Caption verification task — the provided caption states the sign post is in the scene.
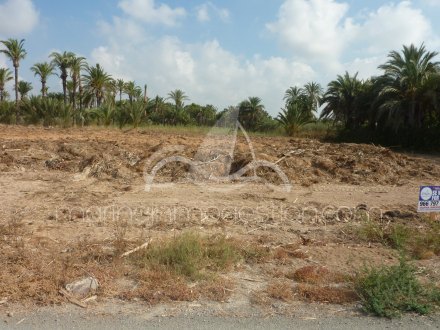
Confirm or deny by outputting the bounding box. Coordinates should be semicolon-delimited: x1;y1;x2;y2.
418;186;440;213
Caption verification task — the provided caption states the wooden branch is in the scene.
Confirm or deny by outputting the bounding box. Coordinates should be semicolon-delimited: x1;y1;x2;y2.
120;239;151;258
59;289;87;308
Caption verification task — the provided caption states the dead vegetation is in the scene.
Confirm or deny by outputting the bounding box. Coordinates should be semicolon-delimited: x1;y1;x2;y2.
0;126;439;316
0;126;439;186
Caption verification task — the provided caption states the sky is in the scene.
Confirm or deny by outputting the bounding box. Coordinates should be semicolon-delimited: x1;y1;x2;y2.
0;0;440;115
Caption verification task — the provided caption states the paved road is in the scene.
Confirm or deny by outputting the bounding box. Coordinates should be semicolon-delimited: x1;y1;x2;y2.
1;310;439;330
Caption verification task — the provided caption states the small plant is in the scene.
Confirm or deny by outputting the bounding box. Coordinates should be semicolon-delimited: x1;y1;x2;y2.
295;284;357;304
387;224;410;250
266;281;294;301
355;259;439;317
289;265;348;284
357;219;386;244
130;232;241;280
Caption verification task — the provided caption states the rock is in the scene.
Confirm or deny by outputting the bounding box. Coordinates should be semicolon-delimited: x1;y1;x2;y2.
65;277;99;297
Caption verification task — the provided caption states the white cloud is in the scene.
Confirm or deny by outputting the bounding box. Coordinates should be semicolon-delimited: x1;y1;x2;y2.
358;2;432;54
196;4;210;22
422;0;440;6
118;0;186;26
266;0;356;71
195;2;230;23
268;0;438;78
91;18;315;114
0;0;39;36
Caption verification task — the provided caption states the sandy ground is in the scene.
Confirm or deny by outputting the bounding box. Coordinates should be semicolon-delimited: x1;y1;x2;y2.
0;125;439;326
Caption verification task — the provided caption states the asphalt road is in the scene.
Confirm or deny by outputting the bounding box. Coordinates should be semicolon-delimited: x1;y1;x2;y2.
1;310;439;330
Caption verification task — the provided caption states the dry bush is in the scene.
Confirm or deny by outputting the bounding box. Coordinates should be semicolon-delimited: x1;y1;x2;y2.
287;265;348;284
198;277;234;302
265;281;294;301
124;269;197;304
295;284;358;304
0;227;122;305
236;242;270;264
250;290;272;306
273;247;290;265
273;245;308;262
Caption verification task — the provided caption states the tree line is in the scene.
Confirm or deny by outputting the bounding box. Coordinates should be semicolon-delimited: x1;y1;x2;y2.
1;38;439;148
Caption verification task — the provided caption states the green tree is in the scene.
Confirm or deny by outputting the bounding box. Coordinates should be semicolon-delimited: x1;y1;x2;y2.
283;86;303;106
31;62;54;97
0;38;26;121
69;55;87;112
50;51;75;105
116;79;125;102
0;68;13;102
167;89;189;111
238;96;265;131
83;63;113;107
17;81;32;100
124;81;142;104
377;43;440;130
321;71;363;129
277;102;313;136
303;82;323;114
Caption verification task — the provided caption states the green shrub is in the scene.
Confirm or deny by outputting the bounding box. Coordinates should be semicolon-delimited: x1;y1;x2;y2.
355;259;439;317
130;232;241;280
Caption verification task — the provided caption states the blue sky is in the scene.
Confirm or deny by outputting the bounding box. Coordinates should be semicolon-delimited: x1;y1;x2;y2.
1;0;440;115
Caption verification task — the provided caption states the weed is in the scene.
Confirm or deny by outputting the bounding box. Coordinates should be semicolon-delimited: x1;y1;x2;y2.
355;259;439;317
387;224;410;250
295;284;358;304
357;220;386;244
198;277;234;302
239;243;270;264
409;219;440;259
288;265;348;284
130;232;241;280
127;269;197;304
266;281;294;301
351;218;440;260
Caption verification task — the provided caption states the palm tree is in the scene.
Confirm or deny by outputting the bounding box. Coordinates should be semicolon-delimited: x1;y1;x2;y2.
167;89;189;111
50;51;75;105
69;55;87;111
238;96;265;130
377;43;440;129
0;68;13;102
116;79;125;102
277;102;313;136
320;72;363;128
124;81;142;104
31;62;54;97
82;63;112;107
283;86;303;106
0;38;26;121
303;82;323;113
17;81;32;100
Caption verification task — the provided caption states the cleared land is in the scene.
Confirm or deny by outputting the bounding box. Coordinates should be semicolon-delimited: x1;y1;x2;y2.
0;125;439;320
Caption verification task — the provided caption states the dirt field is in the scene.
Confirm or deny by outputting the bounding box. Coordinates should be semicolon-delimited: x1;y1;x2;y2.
0;125;439;319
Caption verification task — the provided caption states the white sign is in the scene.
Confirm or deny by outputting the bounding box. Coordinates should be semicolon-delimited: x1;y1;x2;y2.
418;186;440;213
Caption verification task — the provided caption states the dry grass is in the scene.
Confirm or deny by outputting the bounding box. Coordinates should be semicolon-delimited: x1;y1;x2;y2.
349;217;440;260
198;277;234;302
287;266;348;284
295;284;358;304
122;269;197;304
265;280;294;302
272;246;308;264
